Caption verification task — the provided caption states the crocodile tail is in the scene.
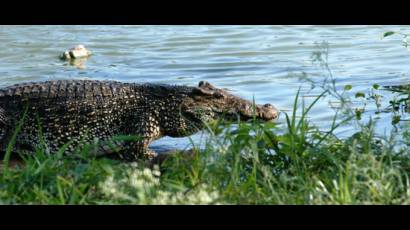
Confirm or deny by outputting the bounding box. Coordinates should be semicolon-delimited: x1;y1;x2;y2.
0;107;7;141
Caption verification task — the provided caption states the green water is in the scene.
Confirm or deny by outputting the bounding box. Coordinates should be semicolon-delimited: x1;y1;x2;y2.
1;25;409;150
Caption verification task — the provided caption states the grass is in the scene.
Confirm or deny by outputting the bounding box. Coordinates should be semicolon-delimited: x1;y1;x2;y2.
1;82;410;205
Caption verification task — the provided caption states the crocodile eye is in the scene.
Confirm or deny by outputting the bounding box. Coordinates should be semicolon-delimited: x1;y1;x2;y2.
198;81;210;87
198;81;216;89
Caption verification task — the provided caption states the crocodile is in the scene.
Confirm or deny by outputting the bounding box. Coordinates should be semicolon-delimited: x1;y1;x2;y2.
0;80;279;162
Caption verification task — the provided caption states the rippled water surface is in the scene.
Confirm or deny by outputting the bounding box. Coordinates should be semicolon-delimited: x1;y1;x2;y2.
1;25;410;150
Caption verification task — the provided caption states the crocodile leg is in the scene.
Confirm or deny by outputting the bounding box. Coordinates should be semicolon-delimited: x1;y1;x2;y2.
119;115;161;161
118;137;159;162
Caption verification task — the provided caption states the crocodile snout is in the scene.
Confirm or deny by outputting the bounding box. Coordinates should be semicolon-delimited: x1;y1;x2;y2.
237;101;279;121
258;103;279;121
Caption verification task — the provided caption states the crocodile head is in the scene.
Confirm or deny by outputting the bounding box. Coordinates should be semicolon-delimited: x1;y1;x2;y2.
181;81;279;125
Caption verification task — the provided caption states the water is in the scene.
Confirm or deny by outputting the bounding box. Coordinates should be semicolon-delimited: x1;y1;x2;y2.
1;25;410;151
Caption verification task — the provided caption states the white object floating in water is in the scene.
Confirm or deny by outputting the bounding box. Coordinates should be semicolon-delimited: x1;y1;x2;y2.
60;45;92;60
